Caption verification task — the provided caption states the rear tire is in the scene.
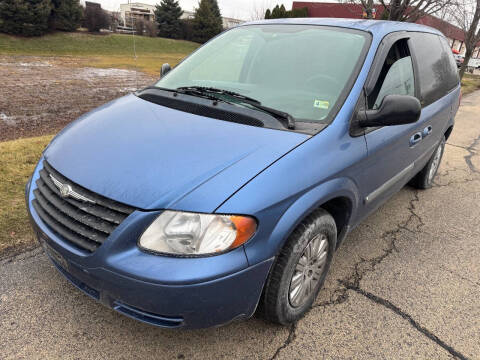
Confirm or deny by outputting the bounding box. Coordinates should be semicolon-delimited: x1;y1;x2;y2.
260;209;336;325
410;136;445;189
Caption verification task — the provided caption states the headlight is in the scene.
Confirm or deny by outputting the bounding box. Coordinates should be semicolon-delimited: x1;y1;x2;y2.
138;211;257;256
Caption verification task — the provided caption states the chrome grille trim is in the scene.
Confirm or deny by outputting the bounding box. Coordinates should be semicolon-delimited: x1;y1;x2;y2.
32;161;135;253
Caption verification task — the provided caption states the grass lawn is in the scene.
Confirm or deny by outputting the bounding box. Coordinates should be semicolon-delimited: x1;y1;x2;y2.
461;73;480;96
0;136;53;258
0;32;199;75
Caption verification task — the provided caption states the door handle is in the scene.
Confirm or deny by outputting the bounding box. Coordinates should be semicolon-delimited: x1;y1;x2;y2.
423;125;432;137
410;132;422;146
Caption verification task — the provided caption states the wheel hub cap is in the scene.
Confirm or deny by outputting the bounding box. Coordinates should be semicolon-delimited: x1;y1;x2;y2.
428;144;443;182
289;234;328;308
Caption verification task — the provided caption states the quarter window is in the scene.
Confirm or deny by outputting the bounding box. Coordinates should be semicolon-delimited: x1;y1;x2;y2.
409;32;459;106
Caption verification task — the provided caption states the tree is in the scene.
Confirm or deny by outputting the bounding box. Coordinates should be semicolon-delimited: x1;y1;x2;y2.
192;0;223;43
289;7;308;17
180;18;195;41
145;20;158;37
347;0;454;22
249;0;270;20
271;5;282;18
82;4;110;32
266;4;308;18
207;0;221;20
450;0;480;79
50;0;83;31
0;0;52;36
155;0;183;39
135;17;146;35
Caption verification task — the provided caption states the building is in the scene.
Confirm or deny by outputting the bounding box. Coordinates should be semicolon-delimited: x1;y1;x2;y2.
180;10;243;29
119;2;155;28
292;1;480;58
85;1;101;10
222;17;243;29
181;10;195;20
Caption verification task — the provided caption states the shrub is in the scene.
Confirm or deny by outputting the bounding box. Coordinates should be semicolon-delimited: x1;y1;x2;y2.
144;21;157;37
82;4;110;32
0;0;52;36
134;18;145;35
180;18;194;41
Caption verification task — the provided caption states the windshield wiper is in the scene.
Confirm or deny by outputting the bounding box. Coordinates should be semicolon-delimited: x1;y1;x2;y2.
178;86;260;104
176;86;296;129
157;86;220;101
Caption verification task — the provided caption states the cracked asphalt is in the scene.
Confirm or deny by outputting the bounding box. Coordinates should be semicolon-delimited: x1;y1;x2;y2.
1;91;480;359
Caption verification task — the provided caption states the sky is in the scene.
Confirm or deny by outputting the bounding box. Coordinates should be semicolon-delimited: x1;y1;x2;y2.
93;0;296;20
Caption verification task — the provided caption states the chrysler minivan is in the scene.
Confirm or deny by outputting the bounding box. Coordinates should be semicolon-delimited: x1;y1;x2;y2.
26;18;460;328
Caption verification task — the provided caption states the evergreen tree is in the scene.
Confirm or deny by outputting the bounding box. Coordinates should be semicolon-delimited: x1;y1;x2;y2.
289;7;308;18
155;0;183;39
192;0;222;43
50;0;83;31
0;0;52;36
206;0;221;20
271;5;281;18
268;4;290;19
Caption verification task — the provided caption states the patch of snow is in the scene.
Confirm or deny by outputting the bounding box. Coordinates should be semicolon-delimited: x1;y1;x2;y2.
77;68;138;80
119;87;138;92
0;61;51;67
0;113;16;126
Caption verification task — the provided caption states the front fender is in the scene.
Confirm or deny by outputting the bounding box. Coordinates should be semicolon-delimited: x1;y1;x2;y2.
266;176;359;253
219;177;360;267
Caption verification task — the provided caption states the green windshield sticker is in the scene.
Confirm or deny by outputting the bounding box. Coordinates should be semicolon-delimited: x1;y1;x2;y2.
314;100;329;109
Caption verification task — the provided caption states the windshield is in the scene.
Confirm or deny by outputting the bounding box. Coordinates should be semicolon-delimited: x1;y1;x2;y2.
156;25;370;123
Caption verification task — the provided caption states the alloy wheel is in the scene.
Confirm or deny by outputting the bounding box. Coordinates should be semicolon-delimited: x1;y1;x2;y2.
428;144;443;182
288;234;329;308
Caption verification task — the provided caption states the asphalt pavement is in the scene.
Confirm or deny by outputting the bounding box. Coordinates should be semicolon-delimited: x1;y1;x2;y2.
1;91;479;360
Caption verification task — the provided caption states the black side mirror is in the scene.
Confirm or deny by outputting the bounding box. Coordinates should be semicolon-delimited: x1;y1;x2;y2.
358;94;421;127
160;63;171;78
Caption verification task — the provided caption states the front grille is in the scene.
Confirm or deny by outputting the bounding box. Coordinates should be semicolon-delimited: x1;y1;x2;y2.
32;161;135;253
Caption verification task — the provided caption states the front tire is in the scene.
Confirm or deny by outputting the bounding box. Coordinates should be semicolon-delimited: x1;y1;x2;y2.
410;136;446;189
260;209;336;325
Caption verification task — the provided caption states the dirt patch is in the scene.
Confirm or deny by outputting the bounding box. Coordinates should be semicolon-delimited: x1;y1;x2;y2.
0;55;156;141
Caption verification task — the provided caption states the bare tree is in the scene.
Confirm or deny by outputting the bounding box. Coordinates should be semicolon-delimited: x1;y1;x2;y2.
135;18;146;35
360;0;375;18
450;0;480;78
339;0;375;18
344;0;454;22
250;0;272;20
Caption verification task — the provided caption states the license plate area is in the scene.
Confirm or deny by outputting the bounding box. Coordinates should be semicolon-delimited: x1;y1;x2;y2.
39;233;69;270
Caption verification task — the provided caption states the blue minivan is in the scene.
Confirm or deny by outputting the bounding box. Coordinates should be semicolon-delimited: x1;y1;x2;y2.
26;18;460;329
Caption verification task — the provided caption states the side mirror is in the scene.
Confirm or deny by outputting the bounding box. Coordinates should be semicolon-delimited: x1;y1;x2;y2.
358;94;421;127
160;63;171;78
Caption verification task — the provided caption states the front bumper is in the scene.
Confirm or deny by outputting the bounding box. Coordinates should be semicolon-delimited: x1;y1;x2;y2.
26;161;273;329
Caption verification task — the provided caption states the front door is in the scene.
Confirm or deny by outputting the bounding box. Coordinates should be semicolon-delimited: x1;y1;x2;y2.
358;36;429;216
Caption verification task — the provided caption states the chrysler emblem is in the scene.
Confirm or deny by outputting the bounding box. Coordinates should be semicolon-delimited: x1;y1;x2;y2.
59;183;72;198
49;174;96;204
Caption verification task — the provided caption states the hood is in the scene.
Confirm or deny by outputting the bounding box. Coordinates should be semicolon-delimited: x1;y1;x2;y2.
44;94;308;211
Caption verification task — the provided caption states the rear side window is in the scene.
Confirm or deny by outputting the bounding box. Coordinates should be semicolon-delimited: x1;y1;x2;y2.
409;32;459;106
